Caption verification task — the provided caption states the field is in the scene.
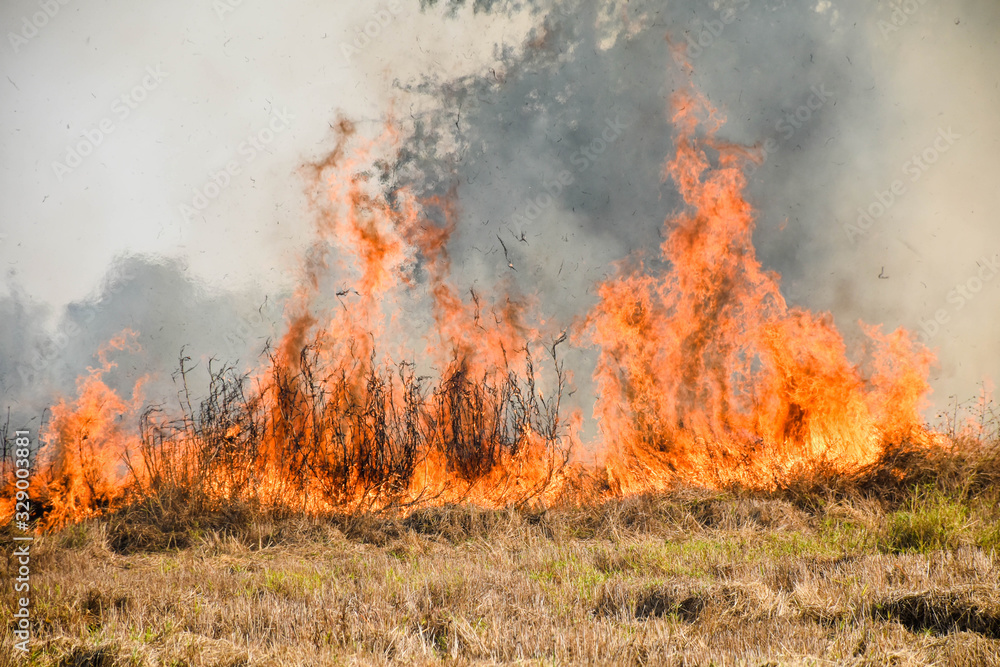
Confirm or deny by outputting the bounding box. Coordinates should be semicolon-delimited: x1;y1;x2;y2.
2;440;999;666
3;0;997;664
4;52;986;665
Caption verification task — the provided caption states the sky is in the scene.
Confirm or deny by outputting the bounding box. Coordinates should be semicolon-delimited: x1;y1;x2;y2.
1;0;999;429
1;0;529;306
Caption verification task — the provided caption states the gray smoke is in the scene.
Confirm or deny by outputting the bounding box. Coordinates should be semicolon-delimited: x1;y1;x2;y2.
2;0;998;436
0;256;283;432
381;0;1000;424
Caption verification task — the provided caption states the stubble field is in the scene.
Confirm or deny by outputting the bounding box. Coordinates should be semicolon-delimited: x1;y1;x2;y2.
3;440;1000;666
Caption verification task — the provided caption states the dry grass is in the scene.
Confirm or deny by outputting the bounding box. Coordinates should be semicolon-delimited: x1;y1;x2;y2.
1;465;999;666
2;423;999;665
120;343;570;520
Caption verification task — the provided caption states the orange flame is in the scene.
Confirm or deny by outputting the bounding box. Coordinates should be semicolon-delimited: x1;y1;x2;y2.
32;331;145;528
7;84;941;527
585;90;935;492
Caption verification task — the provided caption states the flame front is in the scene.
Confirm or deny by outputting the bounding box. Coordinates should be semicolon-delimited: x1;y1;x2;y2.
587;90;935;493
27;332;146;527
8;86;939;527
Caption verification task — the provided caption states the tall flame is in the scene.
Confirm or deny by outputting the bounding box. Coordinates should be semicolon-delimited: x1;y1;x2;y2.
586;90;935;493
32;331;145;528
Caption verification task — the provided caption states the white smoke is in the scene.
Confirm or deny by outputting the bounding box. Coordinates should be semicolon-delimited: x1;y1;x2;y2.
2;0;998;433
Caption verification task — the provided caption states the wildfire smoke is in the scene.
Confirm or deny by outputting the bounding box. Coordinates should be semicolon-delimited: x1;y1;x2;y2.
4;67;940;529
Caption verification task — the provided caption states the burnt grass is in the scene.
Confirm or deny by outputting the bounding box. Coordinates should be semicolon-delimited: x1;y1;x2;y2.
0;439;998;665
874;591;1000;639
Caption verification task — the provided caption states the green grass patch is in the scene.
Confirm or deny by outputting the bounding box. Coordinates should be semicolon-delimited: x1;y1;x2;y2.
881;488;970;554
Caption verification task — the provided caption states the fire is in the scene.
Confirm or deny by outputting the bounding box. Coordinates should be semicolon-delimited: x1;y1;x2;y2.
107;121;576;518
5;83;938;527
586;89;935;493
31;331;145;529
